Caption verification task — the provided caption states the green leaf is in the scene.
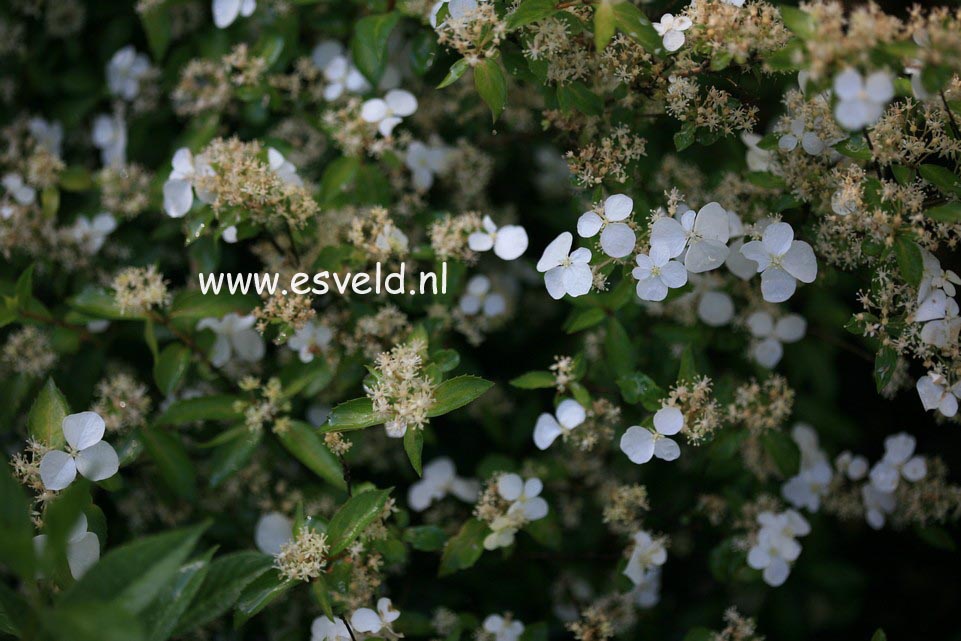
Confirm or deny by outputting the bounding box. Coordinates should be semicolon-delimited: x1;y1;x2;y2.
873;346;898;394
174;552;274;634
604;318;635;379
351;12;402;85
616;373;665;411
404;427;424;475
143;552;213;641
327;488;392;555
893;235;924;288
779;6;815;39
27;377;70;448
0;464;35;580
915;525;956;551
325;397;385;432
439;518;487;576
509;370;555;389
556;82;603;116
208;430;261;488
760;431;800;476
169;291;257;321
593;0;616;51
564;307;607;333
275;421;346;489
311;575;335;620
155;395;243;426
438;58;470;89
834;136;873;161
154;344;191;396
678;344;698;383
404;525;448;551
474;58;508;122
612;2;660;52
140;428;198;502
871;630;887;641
60;523;209;615
427;375;494;417
506;0;557;29
924;202;961;223
408;30;438;75
0;582;29;636
674;122;696;152
140;3;171;61
319;156;361;204
68;287;131;320
919;164;961;196
234;571;295;627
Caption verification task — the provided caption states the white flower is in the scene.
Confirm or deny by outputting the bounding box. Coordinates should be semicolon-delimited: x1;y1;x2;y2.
91;113;127;167
163;148;216;218
577;194;637;258
267;147;303;186
836;451;869;481
197;313;266;367
778;118;825;155
623;530;667;585
916;372;959;418
351;598;400;635
320;55;371;100
741;132;773;172
620;406;683;465
254;512;293;556
533;398;586;450
213;0;256;28
468;215;528;261
70;213;117;255
483;515;518;550
653;13;692;52
222;226;238;243
106;46;150;101
39;412;119;491
459;275;507;318
311;616;351;641
632;245;688;302
833;68;894;130
782;460;832;512
499;474;548;521
483;614;524;641
650;202;731;273
697;291;735;326
914;289;961;348
791;423;828;469
861;483;896;529
536;232;592;300
631;566;661;608
28;117;64;157
918;249;961;303
869;433;926;493
747;510;809;587
33;514;100;579
408;457;479;511
361;89;418;137
2;173;36;206
405;140;451;191
739;222;817;302
745;310;806;368
287;322;333;364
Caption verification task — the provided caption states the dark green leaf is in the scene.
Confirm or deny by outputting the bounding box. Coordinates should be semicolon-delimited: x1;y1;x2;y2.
474;58;508;122
404;525;448;551
276;421;346;489
593;0;616;51
234;570;295;627
0;464;35;580
143;552;213;641
925;202;961;223
427;375;494;417
893;235;924;288
325;397;385;432
404;427;424;475
506;0;557;30
327;488;392;555
438;58;470;88
175;552;274;634
27;377;70;448
760;431;800;476
140;428;198;502
612;2;660;52
439;519;487;576
873;346;898;393
509;370;555;389
919;164;961;196
154;344;191;396
351;13;402;85
155;395;243;426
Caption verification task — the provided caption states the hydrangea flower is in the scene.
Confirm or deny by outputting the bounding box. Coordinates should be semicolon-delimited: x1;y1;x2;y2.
620;406;683;465
533;398;586;450
632;245;688;302
33;513;100;579
70;213;117;255
39;411;119;491
254;511;293;556
213;0;256;28
501;474;548;521
468;215;528;261
747;510;809;587
197;313;266;367
915;289;960;348
2;173;37;206
459;275;507;318
650;202;731;273
745;310;806;368
106;46;150;101
406;140;451;191
351;598;400;635
652;13;692;52
536;232;592;300
916;372;959;417
623;530;667;585
91;113;127;167
361;90;418;137
577;194;637;258
697;291;735;326
833;68;894;130
918;249;961;302
739;222;817;302
869;433;926;493
407;457;479;511
163;148;216;218
287;321;333;363
483;614;524;641
311;616;351;641
778;118;825;155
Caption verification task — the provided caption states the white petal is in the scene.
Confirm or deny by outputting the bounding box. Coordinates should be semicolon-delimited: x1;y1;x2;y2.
883;433;916;465
537;232;573;272
577;212;603;238
746;311;774;337
654;437;680;461
231;329;265;362
775;315;806;342
762;222;794;256
63;411;105;450
739;240;769;272
240;0;255;16
620;427;655;464
533;414;563;450
902;456;927;482
378;117;402;137
468;231;494;252
459;294;482;315
865;71;894;103
498;473;523;501
752;337;783;368
781;241;817;283
213;0;242;28
779;134;798;151
351;608;382;634
39;450;77;491
833;68;864;101
522;496;549;521
659;260;688;288
556;398;586;429
163;179;193;218
662;29;685;52
493;225;528;260
408;479;440;511
523;477;543;498
694;202;730;243
653;406;683;435
543;267;566;300
66;532;100;579
75;441;119;482
747;545;770;569
600;223;636;258
255;512;294;555
801;132;824;155
870;462;899;493
570;247;592;264
171;148;194;176
698;291;734;326
563;264;593;297
385;90;418;116
835;99;870;130
604;194;634;221
684;239;729;273
483;293;507;317
360;99;388;123
673;16;692;30
763;557;790;587
760;268;797;303
636;277;668;302
650;218;687;258
916;375;945;411
727;240;760;280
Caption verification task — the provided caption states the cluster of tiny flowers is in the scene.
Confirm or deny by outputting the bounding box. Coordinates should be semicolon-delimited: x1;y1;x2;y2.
366;339;435;438
111;265;170;315
275;527;329;582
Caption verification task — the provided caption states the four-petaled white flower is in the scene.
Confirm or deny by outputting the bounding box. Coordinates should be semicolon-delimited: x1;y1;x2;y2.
623;530;667;586
34;513;100;579
536;232;592;300
483;614;524;641
92;113;127;167
915;289;961;348
351;598;401;635
361;89;418;137
745;310;806;368
254;511;293;556
533;398;586;450
406;140;452;191
620;406;683;465
287;321;333;364
739;222;817;302
459;275;507;318
653;13;692;52
408;457;479;511
577;194;637;259
650;202;731;273
468;215;528;261
2;173;36;206
320;55;370;100
213;0;256;28
632;245;688;302
869;433;926;494
70;213;117;255
163;148;216;218
311;616;351;641
778;118;825;155
833;68;894;131
39;411;119;491
197;313;266;367
782;460;832;512
747;509;809;587
106;46;150;101
501;474;549;521
916;372;959;418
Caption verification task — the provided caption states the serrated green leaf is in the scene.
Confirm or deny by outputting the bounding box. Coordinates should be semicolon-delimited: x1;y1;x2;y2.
276;421;346;489
327;488;392;555
427;375;493;417
174;551;274;635
509;370;555;389
325;397;385;432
